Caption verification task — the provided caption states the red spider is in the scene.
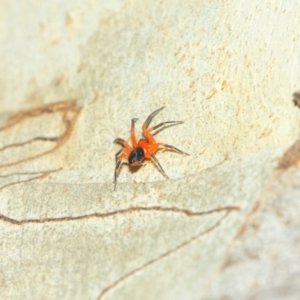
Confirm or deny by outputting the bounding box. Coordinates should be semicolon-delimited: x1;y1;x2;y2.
114;106;189;189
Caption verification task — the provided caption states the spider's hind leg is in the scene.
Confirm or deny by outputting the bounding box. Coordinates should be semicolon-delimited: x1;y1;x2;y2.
148;121;184;134
157;143;189;155
143;106;165;129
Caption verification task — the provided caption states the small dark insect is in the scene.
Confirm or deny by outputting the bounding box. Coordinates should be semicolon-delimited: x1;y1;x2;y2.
293;90;300;107
114;107;189;190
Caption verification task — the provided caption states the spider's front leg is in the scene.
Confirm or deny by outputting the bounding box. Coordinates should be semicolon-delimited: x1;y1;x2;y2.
114;138;132;190
131;118;139;148
114;152;126;190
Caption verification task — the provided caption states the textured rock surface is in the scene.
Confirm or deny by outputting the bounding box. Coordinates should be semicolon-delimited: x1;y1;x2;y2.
0;1;299;299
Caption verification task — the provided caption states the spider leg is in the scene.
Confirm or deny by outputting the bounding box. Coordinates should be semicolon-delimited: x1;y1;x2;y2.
114;153;129;190
157;143;190;155
114;159;124;190
131;118;139;148
150;153;169;179
114;138;132;149
114;146;131;190
143;106;165;129
115;149;123;163
142;107;165;144
148;121;184;133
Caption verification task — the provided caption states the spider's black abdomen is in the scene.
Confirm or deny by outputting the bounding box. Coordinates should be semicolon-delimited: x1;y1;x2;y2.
128;147;145;166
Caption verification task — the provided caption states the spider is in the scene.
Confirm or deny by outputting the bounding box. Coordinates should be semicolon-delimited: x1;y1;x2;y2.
114;106;189;190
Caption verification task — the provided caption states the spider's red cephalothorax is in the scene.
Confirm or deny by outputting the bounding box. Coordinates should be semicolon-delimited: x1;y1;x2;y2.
114;106;189;190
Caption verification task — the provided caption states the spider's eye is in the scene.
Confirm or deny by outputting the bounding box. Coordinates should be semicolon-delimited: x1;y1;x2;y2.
128;147;145;166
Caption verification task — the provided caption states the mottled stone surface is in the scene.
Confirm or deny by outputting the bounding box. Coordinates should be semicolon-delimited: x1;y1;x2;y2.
0;1;299;299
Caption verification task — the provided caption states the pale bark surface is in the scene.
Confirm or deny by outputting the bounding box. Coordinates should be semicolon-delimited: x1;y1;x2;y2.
0;1;299;299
